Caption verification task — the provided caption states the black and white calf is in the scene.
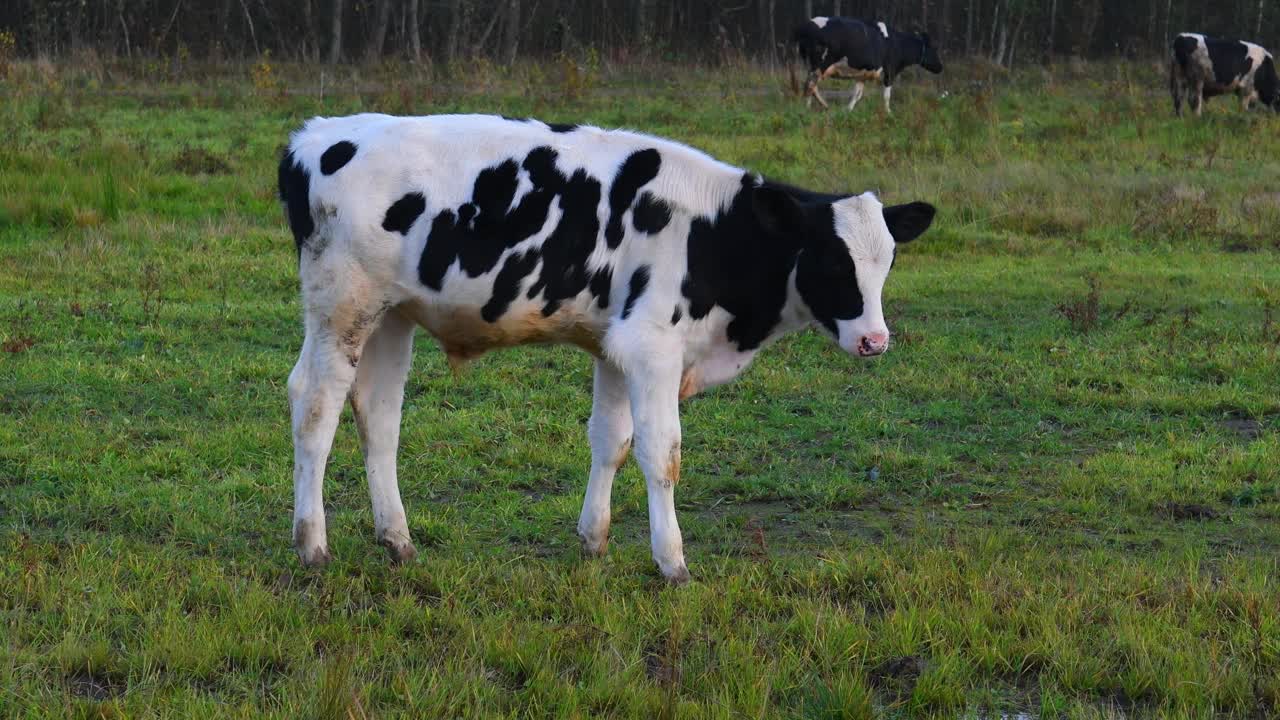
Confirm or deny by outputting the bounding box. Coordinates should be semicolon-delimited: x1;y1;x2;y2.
793;16;943;112
1171;33;1280;116
278;114;935;584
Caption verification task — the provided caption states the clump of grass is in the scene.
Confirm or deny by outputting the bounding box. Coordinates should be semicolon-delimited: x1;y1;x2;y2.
1057;275;1102;333
139;263;165;325
100;168;120;221
1132;184;1219;243
557;47;600;101
0;30;15;79
32;91;72;130
172;146;232;175
315;651;368;720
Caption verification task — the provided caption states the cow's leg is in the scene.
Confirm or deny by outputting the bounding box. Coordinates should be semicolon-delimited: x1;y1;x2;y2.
288;289;388;568
1170;63;1184;116
846;81;865;111
350;307;417;564
882;84;893;113
577;358;632;557
806;71;830;109
623;352;688;585
1192;83;1204;116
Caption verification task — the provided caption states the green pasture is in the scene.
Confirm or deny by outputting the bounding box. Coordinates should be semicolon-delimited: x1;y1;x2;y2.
1;59;1278;718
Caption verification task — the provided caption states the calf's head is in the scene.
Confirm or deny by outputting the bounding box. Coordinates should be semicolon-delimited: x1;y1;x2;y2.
756;189;934;357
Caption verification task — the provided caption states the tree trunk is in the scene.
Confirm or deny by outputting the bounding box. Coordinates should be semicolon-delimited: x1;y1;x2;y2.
636;0;652;45
767;0;777;59
941;0;951;48
965;0;974;54
369;0;393;60
804;0;813;21
756;0;776;60
990;0;1001;59
502;0;521;64
1257;0;1265;38
408;0;421;61
445;0;462;64
1048;0;1057;58
833;1;843;17
328;0;344;63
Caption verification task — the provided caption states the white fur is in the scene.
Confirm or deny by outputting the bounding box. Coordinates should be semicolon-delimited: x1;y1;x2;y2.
284;114;899;582
877;22;889;38
832;193;895;352
811;16;828;29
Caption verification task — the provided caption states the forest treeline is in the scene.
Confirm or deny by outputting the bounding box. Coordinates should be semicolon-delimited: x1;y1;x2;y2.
1;1;1275;66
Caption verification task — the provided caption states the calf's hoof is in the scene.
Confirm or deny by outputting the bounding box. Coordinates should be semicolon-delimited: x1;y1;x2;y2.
578;529;609;558
294;518;331;568
661;563;692;587
380;536;418;565
296;544;332;568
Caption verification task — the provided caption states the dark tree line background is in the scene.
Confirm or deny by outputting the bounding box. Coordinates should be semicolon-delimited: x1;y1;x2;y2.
1;1;1275;66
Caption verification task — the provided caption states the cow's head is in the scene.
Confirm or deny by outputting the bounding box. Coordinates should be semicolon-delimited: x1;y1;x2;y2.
757;189;934;357
918;32;944;74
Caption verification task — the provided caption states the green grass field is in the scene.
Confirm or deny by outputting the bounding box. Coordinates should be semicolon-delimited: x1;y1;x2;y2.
1;58;1279;718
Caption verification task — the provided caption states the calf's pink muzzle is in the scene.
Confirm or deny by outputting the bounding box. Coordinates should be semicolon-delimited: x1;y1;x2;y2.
856;331;889;357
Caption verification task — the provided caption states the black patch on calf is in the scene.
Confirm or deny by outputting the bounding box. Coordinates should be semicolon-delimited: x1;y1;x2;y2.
547;122;579;133
501;115;528;123
682;176;807;350
589;266;613;309
417;144;604;320
277;149;314;254
525;168;603;316
632;192;672;235
320;141;357;175
671;307;682;325
795;205;863;336
605;149;662;248
417;150;558;292
382;192;426;235
621;266;651;320
482;250;541;322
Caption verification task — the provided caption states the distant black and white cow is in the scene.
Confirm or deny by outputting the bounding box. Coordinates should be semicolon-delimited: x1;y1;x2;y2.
278;114;935;584
793;16;943;112
1171;33;1280;116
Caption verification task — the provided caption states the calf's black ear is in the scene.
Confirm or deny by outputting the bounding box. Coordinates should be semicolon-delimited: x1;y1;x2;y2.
752;186;805;236
883;201;936;244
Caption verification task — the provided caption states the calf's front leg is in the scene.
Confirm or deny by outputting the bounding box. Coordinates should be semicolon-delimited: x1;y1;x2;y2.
577;359;632;557
624;356;689;585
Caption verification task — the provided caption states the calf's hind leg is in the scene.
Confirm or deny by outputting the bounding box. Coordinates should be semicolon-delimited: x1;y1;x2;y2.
288;292;389;567
350;308;418;564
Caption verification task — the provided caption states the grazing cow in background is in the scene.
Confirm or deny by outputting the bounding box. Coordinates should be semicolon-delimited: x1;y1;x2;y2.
278;113;936;584
793;16;943;112
1171;33;1280;116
